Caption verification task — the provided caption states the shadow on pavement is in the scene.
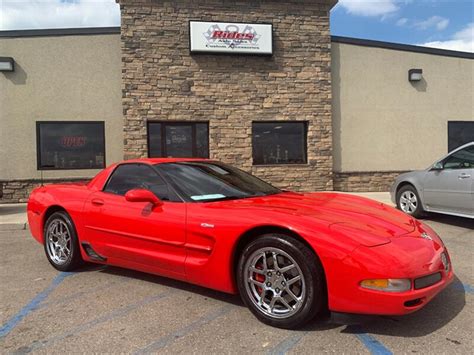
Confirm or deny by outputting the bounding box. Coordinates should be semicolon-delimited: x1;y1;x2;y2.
97;265;245;307
423;213;474;229
76;264;466;336
338;275;466;337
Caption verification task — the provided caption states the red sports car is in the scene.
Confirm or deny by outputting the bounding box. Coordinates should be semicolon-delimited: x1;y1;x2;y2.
27;159;453;329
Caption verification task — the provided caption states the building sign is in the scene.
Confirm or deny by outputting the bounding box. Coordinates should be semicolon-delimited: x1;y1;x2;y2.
189;21;273;55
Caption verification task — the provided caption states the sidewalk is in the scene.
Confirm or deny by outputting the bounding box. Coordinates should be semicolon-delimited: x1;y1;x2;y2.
0;203;27;231
0;192;393;231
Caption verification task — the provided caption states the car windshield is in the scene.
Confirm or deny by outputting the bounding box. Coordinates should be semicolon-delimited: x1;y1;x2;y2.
155;161;281;202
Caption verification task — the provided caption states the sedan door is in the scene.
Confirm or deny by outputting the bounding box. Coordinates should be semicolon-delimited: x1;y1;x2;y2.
423;145;474;216
83;163;187;277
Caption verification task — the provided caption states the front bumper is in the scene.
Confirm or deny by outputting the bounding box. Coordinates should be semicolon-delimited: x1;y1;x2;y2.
326;226;454;315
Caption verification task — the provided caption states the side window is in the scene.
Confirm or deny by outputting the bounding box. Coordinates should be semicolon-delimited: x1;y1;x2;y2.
443;146;474;170
104;164;171;200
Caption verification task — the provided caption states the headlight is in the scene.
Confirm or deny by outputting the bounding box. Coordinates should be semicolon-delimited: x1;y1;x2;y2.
360;278;411;292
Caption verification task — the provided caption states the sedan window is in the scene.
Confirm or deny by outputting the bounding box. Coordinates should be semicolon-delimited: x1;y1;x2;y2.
443;146;474;169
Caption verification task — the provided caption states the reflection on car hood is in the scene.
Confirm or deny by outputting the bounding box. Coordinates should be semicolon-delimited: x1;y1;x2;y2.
218;192;416;239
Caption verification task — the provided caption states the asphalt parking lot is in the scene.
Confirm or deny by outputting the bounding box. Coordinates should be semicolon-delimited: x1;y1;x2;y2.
1;213;473;354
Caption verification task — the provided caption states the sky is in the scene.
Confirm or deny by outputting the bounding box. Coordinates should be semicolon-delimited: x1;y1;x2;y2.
0;0;473;53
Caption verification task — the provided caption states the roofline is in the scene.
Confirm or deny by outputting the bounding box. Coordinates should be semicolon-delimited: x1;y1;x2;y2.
0;27;472;59
0;27;121;38
332;35;474;60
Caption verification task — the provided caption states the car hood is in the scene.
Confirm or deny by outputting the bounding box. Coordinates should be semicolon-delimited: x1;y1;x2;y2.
217;192;416;245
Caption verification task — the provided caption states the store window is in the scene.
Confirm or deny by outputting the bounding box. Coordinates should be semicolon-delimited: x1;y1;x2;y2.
148;122;209;158
252;122;307;165
448;121;474;152
37;121;105;170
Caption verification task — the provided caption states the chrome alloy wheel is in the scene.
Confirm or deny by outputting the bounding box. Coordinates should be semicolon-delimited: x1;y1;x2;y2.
46;219;72;265
400;190;418;214
244;247;306;319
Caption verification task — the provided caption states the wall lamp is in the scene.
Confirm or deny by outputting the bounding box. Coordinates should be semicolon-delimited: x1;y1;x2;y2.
408;68;423;82
0;57;15;72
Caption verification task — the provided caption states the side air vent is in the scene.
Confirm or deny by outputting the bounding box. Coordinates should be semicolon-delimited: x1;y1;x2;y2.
81;242;107;262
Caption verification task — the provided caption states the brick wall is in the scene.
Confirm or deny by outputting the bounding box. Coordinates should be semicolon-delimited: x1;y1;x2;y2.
0;178;90;203
333;171;407;192
119;0;334;191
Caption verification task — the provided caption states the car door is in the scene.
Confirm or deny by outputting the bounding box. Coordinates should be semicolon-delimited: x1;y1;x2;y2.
423;145;474;216
83;163;187;277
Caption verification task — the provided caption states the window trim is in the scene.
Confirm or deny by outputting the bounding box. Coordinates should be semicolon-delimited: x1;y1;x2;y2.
251;121;309;166
36;121;106;171
147;121;210;158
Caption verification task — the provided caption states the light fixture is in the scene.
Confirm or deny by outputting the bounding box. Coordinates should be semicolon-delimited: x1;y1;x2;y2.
408;68;422;82
0;57;14;72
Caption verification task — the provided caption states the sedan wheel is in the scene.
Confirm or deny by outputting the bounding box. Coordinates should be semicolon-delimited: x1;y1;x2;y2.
397;185;423;218
400;190;418;214
237;234;325;329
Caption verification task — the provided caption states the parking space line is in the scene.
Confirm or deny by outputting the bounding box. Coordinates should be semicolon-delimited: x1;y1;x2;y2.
459;283;474;294
134;304;234;354
346;325;392;355
21;290;172;353
0;271;75;338
39;278;130;310
267;331;308;355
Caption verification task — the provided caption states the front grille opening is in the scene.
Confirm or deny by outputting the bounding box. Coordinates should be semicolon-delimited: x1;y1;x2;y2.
414;272;442;290
404;298;423;307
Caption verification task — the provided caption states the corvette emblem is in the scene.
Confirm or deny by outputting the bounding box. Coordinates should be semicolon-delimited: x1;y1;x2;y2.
420;232;432;241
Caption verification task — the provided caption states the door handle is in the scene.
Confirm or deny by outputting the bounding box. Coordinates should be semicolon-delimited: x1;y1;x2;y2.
458;174;471;179
91;198;104;206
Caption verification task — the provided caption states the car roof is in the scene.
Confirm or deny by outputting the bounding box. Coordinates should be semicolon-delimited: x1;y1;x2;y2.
121;157;211;165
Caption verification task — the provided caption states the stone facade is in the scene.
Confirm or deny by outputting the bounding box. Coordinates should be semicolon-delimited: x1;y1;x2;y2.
119;0;334;192
0;178;90;203
333;171;407;192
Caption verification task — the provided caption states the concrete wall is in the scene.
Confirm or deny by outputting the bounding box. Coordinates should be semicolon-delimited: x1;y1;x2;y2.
332;42;474;174
0;34;123;181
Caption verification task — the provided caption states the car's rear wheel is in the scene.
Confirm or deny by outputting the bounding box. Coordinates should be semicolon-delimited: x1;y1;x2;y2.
237;234;325;329
397;185;424;218
44;211;83;271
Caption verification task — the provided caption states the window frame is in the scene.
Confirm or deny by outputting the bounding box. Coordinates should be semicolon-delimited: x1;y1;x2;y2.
251;121;309;166
447;121;474;153
36;121;106;171
146;121;210;158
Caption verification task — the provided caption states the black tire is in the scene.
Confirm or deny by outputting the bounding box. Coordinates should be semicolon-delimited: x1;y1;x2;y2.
237;233;325;329
396;184;424;218
43;211;83;271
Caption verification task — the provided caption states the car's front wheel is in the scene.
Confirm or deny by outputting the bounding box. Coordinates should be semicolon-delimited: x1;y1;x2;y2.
43;211;83;271
397;185;424;218
237;234;325;329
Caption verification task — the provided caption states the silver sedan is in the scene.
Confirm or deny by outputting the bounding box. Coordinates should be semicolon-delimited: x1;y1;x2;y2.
391;142;474;219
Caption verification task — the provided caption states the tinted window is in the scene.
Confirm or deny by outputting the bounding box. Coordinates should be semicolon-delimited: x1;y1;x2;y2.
148;122;209;158
252;122;307;165
104;164;172;200
443;146;474;169
37;122;105;170
448;121;474;152
156;161;280;202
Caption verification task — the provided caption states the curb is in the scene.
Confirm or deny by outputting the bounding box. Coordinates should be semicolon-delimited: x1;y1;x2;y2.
0;223;28;231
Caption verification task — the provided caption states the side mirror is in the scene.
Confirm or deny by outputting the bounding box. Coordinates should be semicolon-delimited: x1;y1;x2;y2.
431;162;444;171
125;189;163;206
